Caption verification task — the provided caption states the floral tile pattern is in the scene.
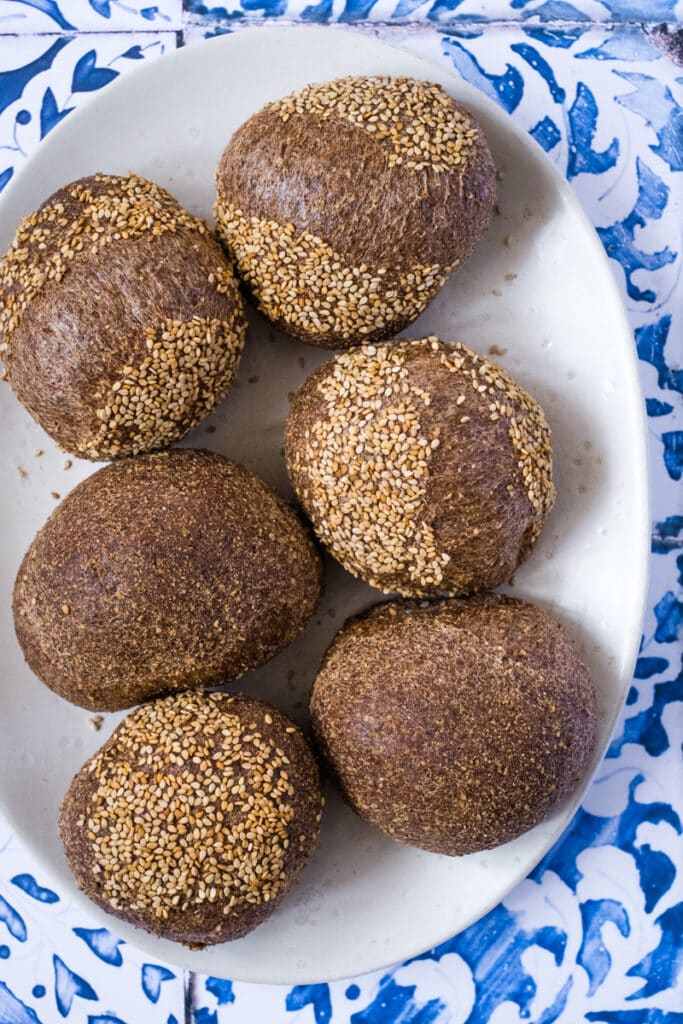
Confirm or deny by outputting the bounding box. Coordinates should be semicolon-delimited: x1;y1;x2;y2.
1;0;181;34
0;34;176;196
182;0;683;28
0;6;681;1024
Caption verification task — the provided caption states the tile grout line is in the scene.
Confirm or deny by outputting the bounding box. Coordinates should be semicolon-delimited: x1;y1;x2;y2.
0;28;181;37
0;16;679;39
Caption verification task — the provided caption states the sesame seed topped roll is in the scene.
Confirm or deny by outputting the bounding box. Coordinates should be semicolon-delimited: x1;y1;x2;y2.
59;692;324;946
0;172;246;460
285;337;554;597
215;76;496;349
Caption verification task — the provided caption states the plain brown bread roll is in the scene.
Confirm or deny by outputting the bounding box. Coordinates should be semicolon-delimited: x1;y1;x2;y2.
0;172;246;459
311;595;598;856
13;449;322;711
215;76;495;348
285;336;555;597
60;691;324;945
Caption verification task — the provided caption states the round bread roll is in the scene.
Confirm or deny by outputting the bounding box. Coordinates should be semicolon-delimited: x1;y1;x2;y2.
311;595;598;856
60;691;323;945
215;76;495;348
286;336;555;597
13;449;322;711
0;172;246;459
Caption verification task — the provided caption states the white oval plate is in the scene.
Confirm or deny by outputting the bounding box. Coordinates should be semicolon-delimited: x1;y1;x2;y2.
0;26;649;984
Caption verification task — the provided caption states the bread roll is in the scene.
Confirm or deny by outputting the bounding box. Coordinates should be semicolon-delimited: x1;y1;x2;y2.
311;595;598;855
286;336;554;596
216;76;495;348
60;692;323;945
0;172;246;459
14;449;322;710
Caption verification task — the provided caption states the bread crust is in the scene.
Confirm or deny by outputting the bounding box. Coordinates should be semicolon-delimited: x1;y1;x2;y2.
0;173;246;458
59;692;323;945
13;449;323;710
285;337;554;596
311;595;598;856
215;77;496;347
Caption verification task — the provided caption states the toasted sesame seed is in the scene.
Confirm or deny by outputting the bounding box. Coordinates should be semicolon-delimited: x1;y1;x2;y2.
82;307;244;460
290;336;554;593
291;339;446;594
77;692;321;924
214;199;454;346
0;174;245;457
270;76;479;174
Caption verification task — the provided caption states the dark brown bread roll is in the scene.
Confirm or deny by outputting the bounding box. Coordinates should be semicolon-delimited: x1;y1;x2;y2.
0;172;246;459
285;336;554;597
60;691;324;946
215;76;495;348
13;449;322;711
311;595;598;856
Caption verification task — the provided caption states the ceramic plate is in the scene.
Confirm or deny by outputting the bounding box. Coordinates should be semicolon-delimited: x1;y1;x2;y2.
0;26;649;984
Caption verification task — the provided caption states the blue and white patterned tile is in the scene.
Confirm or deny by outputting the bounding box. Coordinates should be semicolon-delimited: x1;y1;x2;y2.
0;13;681;1024
181;0;683;29
0;0;181;35
0;817;185;1023
0;33;175;197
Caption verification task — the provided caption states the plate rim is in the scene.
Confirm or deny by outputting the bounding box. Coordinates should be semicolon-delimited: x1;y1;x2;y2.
0;23;651;983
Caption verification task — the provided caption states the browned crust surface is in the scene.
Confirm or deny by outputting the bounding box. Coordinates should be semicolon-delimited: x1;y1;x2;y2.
13;449;323;711
59;692;323;945
217;101;494;269
215;77;495;347
285;337;554;597
0;173;246;458
310;595;598;856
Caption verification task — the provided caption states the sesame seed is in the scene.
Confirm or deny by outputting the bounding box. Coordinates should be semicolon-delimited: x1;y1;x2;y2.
77;692;322;924
82;306;244;461
214;198;454;347
270;76;479;174
0;174;245;458
290;339;446;594
289;336;554;594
